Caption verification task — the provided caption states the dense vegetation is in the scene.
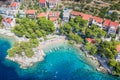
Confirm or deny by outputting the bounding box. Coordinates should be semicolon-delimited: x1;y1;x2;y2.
110;1;120;11
60;16;86;44
98;7;118;21
8;41;35;58
8;17;55;57
99;41;120;76
0;14;3;28
13;17;55;38
60;16;106;55
0;14;3;23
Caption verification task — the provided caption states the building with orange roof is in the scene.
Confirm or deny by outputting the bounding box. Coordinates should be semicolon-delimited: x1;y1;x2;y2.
110;21;119;28
39;0;46;7
70;10;81;18
48;11;59;18
116;44;120;62
10;2;20;10
37;12;47;18
116;44;120;52
26;10;37;18
103;19;111;30
86;38;96;44
48;0;57;8
49;17;58;22
92;16;103;28
81;13;93;21
48;11;60;24
2;18;16;29
108;21;119;35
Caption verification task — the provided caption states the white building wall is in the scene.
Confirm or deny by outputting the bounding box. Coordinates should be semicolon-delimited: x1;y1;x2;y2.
92;20;102;28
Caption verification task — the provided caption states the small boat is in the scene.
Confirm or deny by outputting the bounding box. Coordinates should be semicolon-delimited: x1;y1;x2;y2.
49;50;52;52
68;48;70;50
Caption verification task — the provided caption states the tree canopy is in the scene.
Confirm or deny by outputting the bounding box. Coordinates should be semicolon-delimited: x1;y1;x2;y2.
0;14;3;23
12;17;55;38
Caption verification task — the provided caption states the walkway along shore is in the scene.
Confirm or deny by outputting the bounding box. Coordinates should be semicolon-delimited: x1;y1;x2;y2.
80;44;111;74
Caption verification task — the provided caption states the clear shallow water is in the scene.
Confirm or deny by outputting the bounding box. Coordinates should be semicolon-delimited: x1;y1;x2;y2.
0;37;119;80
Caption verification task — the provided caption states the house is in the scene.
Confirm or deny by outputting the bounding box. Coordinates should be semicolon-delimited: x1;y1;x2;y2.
81;13;93;21
108;21;119;35
48;11;59;24
37;12;47;18
116;44;120;62
92;17;103;28
103;19;111;30
49;17;58;23
62;8;72;22
81;13;93;26
2;18;16;29
70;10;81;18
10;2;20;10
39;0;46;7
86;38;96;44
48;0;57;8
26;10;36;18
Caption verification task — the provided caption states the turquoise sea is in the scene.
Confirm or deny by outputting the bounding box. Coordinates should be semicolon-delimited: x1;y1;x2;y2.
0;36;120;80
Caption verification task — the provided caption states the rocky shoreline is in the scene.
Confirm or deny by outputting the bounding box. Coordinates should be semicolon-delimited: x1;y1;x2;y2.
0;29;67;69
6;48;46;69
77;44;109;73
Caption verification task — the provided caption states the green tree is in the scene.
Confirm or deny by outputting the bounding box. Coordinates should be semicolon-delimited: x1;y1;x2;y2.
109;59;117;67
69;33;83;43
36;30;42;37
37;17;55;34
0;14;3;23
30;38;39;47
85;43;97;55
12;25;24;37
74;16;82;23
60;23;72;35
7;49;15;57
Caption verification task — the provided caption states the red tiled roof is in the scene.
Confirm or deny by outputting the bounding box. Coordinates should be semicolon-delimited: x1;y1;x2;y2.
93;17;103;23
110;21;119;27
70;11;82;16
116;44;120;52
86;38;95;44
39;0;46;3
81;13;93;21
49;17;58;21
26;10;36;15
48;11;59;17
3;18;13;23
37;12;46;18
10;2;18;7
103;19;111;27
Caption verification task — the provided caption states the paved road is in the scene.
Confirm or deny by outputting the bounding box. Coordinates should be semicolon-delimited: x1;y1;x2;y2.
95;55;111;73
